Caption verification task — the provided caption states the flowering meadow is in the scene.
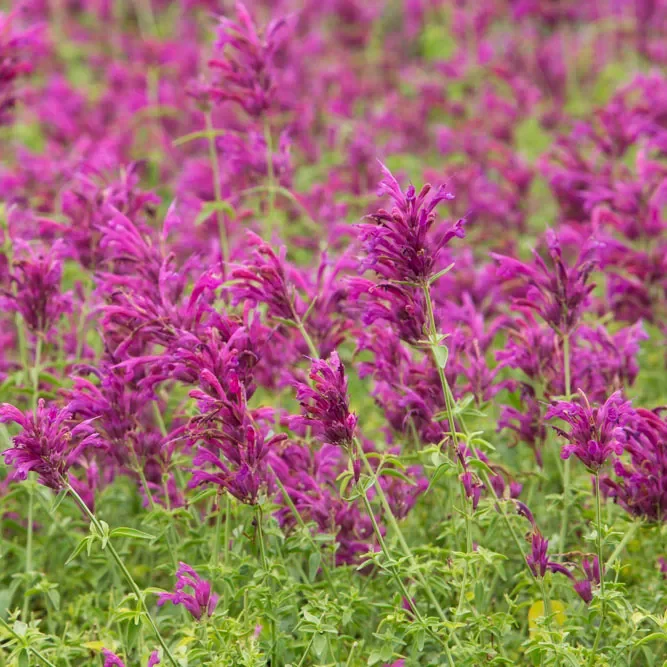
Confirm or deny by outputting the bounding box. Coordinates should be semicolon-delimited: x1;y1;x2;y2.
1;1;666;665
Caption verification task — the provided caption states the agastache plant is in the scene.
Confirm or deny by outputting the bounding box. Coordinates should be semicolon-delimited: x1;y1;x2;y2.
1;1;667;664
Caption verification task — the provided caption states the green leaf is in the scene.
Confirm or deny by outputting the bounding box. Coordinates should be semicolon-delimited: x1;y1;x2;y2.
50;489;69;513
312;633;328;658
634;632;667;648
47;588;61;611
432;344;449;369
18;649;29;667
194;200;236;226
308;552;321;583
109;527;156;541
65;537;91;565
13;621;27;638
378;468;415;485
302;610;320;625
467;458;496;478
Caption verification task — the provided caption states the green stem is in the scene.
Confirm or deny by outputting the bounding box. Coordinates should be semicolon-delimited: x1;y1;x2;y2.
264;120;276;226
211;492;223;567
295;315;319;358
357;481;454;663
204;110;229;267
559;334;572;556
0;616;56;667
31;337;42;411
355;440;452;627
223;493;231;566
269;466;336;593
296;635;315;667
588;474;606;665
421;284;477;610
605;520;641;570
66;485;178;667
456;499;473;617
22;484;33;620
255;505;276;666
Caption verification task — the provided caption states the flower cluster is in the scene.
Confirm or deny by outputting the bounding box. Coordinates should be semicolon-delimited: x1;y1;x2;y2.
157;562;218;621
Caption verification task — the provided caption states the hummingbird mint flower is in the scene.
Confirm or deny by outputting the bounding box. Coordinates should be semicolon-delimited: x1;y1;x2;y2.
292;352;358;450
547;390;634;472
157;562;219;621
360;162;465;286
492;229;598;336
0;399;104;491
573;556;601;604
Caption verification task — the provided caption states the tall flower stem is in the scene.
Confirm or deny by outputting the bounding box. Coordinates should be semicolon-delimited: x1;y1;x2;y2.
421;285;535;580
21;483;33;620
264;120;276;225
22;336;42;619
559;333;572;556
269;466;337;594
291;315;452;628
589;473;606;664
255;504;277;666
354;439;459;652
66;485;178;667
204;109;229;268
421;283;475;611
355;473;455;665
211;491;224;566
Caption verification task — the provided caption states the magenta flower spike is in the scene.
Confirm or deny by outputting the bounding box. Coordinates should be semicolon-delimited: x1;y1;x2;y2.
0;399;104;491
2;240;72;337
157;562;219;621
547;390;634;472
601;407;667;522
573;556;601;604
492;229;598;336
292;352;358;450
208;2;290;117
359;162;465;286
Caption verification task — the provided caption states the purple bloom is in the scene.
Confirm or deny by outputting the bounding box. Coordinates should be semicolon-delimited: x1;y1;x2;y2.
547;391;634;472
573;556;601;604
157;562;219;621
601;407;667;522
359;163;465;285
207;2;290;117
102;650;125;667
229;232;302;322
492;229;598;336
292;352;358;451
147;651;161;667
1;240;72;336
0;400;103;491
526;531;573;579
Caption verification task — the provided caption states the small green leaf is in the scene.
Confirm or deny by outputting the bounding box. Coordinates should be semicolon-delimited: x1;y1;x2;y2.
109;527;156;541
432;344;449;369
13;621;27;638
65;537;91;565
308;552;321;583
312;633;327;658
